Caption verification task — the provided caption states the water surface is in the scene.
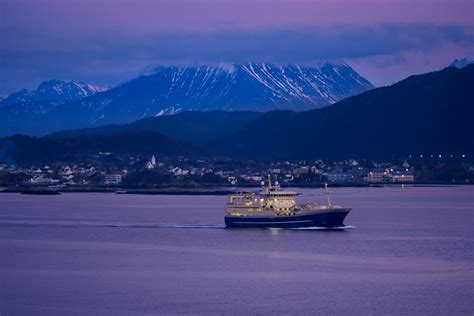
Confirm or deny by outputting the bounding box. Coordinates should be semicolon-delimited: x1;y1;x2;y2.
0;186;473;315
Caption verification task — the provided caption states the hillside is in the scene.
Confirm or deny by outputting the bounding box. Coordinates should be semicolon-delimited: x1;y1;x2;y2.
0;132;201;165
46;111;261;143
0;63;372;137
0;80;108;107
212;65;474;159
1;65;471;163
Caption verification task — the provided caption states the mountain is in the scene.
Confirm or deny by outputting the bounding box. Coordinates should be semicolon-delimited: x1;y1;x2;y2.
450;58;474;69
0;63;373;137
211;65;474;159
91;62;372;114
0;80;109;107
0;80;110;136
1;65;472;163
0;132;200;165
46;111;261;143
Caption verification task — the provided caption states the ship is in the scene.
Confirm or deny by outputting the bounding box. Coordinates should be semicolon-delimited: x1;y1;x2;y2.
225;176;351;228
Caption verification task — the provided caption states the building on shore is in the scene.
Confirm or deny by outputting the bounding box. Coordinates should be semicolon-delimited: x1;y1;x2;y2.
364;169;387;183
390;172;415;183
327;169;355;183
103;173;123;185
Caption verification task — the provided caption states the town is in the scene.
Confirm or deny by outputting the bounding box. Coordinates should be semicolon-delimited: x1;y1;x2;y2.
0;153;472;191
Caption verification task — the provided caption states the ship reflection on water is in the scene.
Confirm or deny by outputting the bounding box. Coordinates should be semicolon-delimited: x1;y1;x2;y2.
268;227;281;236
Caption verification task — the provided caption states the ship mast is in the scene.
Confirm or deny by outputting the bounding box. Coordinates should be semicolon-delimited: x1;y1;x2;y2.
324;183;332;207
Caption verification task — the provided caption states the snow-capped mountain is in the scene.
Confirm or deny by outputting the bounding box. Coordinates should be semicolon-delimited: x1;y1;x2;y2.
76;62;373;119
0;80;109;107
450;58;474;69
0;63;373;136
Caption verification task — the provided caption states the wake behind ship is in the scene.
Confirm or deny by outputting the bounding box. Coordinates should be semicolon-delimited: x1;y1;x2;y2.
225;176;351;228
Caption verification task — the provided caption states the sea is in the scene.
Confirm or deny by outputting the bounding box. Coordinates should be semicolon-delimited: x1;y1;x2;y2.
0;186;473;315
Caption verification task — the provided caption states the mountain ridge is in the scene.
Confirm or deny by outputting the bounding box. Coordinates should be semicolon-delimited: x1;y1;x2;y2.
0;62;373;137
46;110;262;143
0;80;109;107
211;65;474;159
0;66;472;163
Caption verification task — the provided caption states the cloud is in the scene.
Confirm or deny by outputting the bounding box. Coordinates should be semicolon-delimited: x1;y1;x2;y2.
0;23;473;92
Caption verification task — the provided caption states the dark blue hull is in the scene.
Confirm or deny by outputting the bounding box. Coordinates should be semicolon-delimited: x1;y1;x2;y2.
225;208;351;228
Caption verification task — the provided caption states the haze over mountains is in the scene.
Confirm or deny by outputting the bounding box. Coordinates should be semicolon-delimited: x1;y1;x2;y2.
1;64;472;163
0;63;372;136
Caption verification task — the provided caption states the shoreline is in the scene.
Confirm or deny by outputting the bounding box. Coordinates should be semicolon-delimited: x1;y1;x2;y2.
0;182;472;195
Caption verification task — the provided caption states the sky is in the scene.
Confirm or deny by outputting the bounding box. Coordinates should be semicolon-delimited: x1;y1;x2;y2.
0;0;473;94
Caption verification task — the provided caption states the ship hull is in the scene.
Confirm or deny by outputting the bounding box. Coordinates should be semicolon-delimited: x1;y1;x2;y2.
225;208;351;229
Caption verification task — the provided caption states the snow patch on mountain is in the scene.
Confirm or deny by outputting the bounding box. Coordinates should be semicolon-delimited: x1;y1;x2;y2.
0;80;109;107
450;58;474;69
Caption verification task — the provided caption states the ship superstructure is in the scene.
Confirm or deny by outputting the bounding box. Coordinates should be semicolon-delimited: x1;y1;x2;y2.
225;176;351;228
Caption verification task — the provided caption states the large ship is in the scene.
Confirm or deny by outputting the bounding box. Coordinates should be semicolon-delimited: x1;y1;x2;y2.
225;176;351;228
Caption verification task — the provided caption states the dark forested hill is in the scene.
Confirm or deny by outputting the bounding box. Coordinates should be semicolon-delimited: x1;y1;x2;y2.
0;132;201;165
46;111;261;143
212;65;474;159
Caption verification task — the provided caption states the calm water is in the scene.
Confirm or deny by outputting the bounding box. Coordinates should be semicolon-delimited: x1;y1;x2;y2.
0;186;473;315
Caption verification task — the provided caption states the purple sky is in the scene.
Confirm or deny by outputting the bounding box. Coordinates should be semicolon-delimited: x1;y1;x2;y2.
1;0;473;94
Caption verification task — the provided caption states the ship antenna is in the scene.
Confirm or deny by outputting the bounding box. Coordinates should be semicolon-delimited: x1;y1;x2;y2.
324;183;332;207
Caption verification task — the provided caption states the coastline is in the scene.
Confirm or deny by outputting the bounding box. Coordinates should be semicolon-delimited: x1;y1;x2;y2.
0;182;471;195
